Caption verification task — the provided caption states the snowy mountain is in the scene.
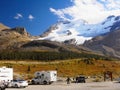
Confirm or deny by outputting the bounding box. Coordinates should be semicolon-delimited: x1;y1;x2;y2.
38;15;120;44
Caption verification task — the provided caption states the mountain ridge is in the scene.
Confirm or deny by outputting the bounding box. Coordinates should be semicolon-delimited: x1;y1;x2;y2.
1;15;120;59
38;15;120;44
0;23;108;61
83;29;120;58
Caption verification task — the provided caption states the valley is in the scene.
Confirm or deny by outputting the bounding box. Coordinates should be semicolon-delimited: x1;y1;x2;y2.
1;1;120;90
0;12;120;81
1;59;120;80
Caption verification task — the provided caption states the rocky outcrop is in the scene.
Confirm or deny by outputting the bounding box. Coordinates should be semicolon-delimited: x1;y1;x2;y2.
0;24;31;50
11;27;30;36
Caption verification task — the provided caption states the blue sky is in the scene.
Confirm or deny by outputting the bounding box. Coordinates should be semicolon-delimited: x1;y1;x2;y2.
0;0;120;36
0;0;72;35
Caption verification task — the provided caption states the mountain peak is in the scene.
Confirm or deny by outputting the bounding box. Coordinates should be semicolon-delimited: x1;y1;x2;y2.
38;15;120;45
11;27;30;36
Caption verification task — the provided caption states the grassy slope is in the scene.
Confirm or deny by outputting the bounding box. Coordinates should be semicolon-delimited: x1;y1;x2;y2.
0;59;120;79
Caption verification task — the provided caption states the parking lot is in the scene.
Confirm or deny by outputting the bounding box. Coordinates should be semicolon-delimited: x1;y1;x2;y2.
6;81;120;90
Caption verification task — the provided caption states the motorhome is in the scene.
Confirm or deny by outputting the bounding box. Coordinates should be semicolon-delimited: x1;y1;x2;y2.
31;71;57;85
0;67;13;82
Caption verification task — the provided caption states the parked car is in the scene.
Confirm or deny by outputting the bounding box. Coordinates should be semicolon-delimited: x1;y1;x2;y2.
8;79;28;88
115;78;120;83
0;82;6;90
76;76;86;83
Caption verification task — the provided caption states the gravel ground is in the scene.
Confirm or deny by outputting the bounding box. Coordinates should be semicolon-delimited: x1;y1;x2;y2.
6;81;120;90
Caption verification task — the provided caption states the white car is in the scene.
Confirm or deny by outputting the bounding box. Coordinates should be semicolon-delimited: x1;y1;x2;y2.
0;82;6;90
8;79;28;88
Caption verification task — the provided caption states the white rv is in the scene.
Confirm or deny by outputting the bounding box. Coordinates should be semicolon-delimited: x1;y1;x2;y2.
31;71;57;85
0;67;13;82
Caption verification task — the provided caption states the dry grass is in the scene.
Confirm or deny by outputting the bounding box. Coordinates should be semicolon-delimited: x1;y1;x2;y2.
0;59;120;79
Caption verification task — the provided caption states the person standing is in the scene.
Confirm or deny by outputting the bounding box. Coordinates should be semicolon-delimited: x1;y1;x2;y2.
66;77;71;84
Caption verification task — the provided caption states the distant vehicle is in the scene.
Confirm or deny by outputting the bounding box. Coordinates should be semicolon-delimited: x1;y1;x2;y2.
76;76;86;83
0;66;13;88
0;67;13;82
8;79;28;88
115;78;120;83
31;71;57;85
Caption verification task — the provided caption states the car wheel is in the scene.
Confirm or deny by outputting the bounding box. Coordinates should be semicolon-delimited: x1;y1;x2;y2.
49;81;53;84
0;87;6;90
2;88;5;90
43;81;47;85
23;86;26;88
14;84;18;88
31;80;35;84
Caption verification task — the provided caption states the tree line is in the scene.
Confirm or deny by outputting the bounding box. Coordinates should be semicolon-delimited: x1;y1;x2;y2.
0;51;109;61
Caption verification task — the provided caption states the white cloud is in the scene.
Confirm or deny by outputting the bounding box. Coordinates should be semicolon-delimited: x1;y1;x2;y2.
105;0;120;10
28;14;34;21
14;13;23;19
50;0;120;24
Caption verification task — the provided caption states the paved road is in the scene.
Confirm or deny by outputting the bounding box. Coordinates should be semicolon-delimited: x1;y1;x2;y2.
6;81;120;90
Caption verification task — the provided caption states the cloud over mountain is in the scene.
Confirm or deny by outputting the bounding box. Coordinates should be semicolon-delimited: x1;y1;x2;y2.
50;0;120;24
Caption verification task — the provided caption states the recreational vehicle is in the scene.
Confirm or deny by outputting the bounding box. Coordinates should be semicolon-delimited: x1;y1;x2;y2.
0;67;13;82
31;71;57;85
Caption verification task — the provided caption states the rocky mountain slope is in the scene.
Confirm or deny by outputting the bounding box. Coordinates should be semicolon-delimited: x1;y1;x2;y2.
0;23;106;61
83;29;120;58
0;24;31;50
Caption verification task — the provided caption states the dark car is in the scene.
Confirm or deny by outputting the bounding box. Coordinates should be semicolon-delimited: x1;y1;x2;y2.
76;76;86;83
